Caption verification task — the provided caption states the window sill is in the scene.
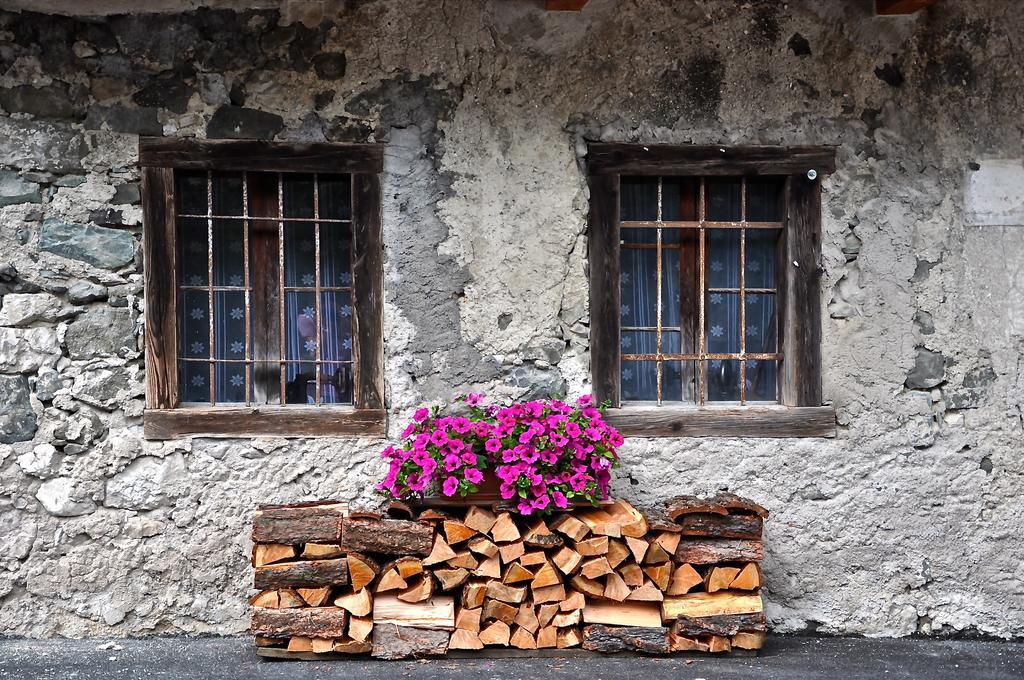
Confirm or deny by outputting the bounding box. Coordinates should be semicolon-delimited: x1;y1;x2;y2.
602;404;835;438
143;406;386;440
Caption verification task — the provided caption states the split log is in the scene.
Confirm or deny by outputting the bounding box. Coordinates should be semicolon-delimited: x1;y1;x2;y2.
254;636;286;647
463;506;497;535
666;563;703;596
678;513;763;540
535;625;558;648
250;590;304;609
348;616;373;642
504;562;534;584
582;601;662;628
485;581;527;604
334;588;373;616
707;635;732;653
447;551;479;570
557;628;582;648
560;590;585;611
254;558;349;590
372;594;455;630
341;518;433;556
644;563;672;591
390;556;424;580
625;581;664;602
371;623;449;659
347;553;380;592
731;631;766;650
640;505;683;534
532;583;566;604
333;639;372;654
300;543;344;560
435;568;470;591
449;629;483;650
510;626;537;649
375;570;408;593
642;542;670;565
552;546;582;575
514;604;540;634
625;536;648;564
551;609;581;627
603;571;630;602
582;624;670;654
569;574;605;599
310;637;335;654
730;563;762;590
397;575;434;603
580;557;613;580
498;541;526;563
252;607;348;638
665;493;768;521
537;604;559;628
523;520;562;549
606;500;648;538
462;582;487;609
479;620;511;646
455;607;482;632
483;599;518;625
531;562;562;589
606;539;630;569
490;513;520;543
423;535;458;566
550;514;590;541
669;634;710;652
620;563;644;587
520;551;548;567
443;520;477;545
662;591;764;620
297;586;332;607
576;536;609;556
473;554;501;579
675;538;764;565
468;536;499;558
287;636;314;652
671;612;767;637
577;508;620;537
254;543;298;567
252;502;348;543
705;566;742;594
652;532;681;555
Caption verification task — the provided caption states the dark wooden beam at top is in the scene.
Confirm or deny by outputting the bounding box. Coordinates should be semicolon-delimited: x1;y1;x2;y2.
875;0;937;15
546;0;589;11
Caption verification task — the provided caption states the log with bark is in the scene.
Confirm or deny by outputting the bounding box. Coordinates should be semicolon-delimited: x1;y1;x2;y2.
252;502;349;544
254;558;349;590
582;625;670;654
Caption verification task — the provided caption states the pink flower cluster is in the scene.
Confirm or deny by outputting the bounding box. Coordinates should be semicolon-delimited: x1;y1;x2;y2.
377;394;622;516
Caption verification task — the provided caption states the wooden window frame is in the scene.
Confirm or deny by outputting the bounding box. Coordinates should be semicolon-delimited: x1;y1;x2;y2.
140;138;385;439
588;143;837;438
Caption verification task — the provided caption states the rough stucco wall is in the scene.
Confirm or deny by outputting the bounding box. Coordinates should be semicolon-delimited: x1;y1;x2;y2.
0;0;1022;639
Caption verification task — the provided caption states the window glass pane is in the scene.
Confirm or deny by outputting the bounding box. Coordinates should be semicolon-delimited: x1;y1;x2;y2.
318;175;351;221
745;229;779;289
179;217;208;287
284;222;316;287
177;172;207;215
707;229;740;288
746;359;777;401
212;172;244;216
621;227;657;244
662;178;698;221
285;291;318;362
706;180;742;221
179;361;209;403
706;292;740;353
620;178;658;221
706;359;741;401
214;362;247;403
621;361;657;402
212;219;247;287
620;246;657;328
320;291;353;362
180;289;209;359
283;173;315;218
213;291;246;360
745;293;777;353
320;222;352;287
746;179;784;222
662;360;683;402
320;363;353;404
661;247;680;328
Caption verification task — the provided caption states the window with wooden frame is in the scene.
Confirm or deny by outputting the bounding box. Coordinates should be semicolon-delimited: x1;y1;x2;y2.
588;144;836;437
140;138;384;439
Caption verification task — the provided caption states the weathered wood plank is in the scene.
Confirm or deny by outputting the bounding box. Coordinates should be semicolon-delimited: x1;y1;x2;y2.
251;607;348;638
674;538;764;565
340;517;434;556
603;405;835;438
662;591;764;620
252;503;348;543
588;173;621;406
581;625;670;654
141;166;178;411
351;172;384;411
139;137;383;173
676;513;763;539
254;558;349;590
587;144;837;176
144;407;386;439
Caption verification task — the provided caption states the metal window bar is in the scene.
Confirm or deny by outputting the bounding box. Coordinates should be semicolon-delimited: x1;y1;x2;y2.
655;177;663;406
242;171;252;406
206;170;216;405
313;173;322;405
178;213;351;224
277;173;287;406
739;177;747;405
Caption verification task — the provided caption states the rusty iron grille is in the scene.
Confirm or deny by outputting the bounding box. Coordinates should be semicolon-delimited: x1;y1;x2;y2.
619;176;784;405
176;171;354;406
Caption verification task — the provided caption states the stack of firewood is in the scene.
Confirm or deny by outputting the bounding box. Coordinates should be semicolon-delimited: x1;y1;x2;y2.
248;493;768;659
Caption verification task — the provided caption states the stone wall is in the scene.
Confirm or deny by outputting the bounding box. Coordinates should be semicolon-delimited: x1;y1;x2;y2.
0;0;1021;639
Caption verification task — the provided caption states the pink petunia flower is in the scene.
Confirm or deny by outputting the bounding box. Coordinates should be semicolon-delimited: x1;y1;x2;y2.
442;476;459;496
413;408;430;422
464;468;483;484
